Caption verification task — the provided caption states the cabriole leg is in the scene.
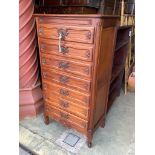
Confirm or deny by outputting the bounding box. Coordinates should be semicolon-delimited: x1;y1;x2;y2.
100;117;105;128
88;141;92;148
44;114;49;125
87;129;93;148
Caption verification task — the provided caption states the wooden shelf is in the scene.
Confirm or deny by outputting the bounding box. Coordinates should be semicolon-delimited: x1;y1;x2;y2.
115;40;129;51
107;26;132;113
107;86;120;112
110;76;119;94
110;65;123;84
117;25;132;30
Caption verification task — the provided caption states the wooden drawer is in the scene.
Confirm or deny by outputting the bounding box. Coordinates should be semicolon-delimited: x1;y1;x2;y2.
45;103;88;133
43;90;89;108
43;81;90;105
39;38;94;61
38;24;94;44
40;53;92;78
42;67;91;92
45;97;88;120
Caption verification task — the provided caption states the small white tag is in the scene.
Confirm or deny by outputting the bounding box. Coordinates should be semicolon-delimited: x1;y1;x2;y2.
129;31;132;37
59;33;62;52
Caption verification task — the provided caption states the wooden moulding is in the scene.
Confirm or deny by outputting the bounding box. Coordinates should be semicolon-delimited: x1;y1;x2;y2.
19;83;43;120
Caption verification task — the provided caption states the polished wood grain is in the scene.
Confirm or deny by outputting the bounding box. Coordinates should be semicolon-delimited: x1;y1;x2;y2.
42;81;90;105
38;23;95;44
45;97;89;120
35;14;119;148
41;67;91;92
40;53;92;78
45;103;88;133
93;27;116;127
43;90;89;108
39;38;94;61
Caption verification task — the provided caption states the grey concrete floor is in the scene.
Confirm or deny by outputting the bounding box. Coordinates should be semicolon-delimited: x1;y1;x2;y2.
19;91;135;155
19;147;31;155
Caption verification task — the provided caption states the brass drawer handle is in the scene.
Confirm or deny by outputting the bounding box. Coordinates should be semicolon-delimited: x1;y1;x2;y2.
58;28;68;53
58;28;68;40
42;58;46;64
60;112;69;119
59;101;69;108
84;83;89;90
43;84;47;90
39;27;43;35
84;67;90;75
60;88;69;96
40;44;45;51
42;72;47;78
81;122;87;128
59;45;68;54
85;50;90;58
86;31;91;40
59;61;69;69
59;75;69;83
39;18;43;22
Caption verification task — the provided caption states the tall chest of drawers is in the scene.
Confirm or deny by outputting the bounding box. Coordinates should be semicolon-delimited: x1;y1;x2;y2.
35;14;119;147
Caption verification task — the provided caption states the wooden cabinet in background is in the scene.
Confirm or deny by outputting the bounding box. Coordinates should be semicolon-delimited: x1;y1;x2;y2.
108;26;132;111
35;14;119;147
34;0;101;14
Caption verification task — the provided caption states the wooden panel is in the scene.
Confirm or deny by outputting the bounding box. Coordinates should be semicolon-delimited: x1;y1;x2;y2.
41;67;91;92
42;81;90;106
38;17;92;26
38;24;95;44
45;103;88;131
39;38;94;61
93;27;116;126
103;18;120;28
43;90;89;108
44;97;89;120
40;53;92;78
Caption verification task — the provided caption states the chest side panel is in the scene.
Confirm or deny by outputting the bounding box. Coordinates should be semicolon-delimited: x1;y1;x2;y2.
93;26;117;127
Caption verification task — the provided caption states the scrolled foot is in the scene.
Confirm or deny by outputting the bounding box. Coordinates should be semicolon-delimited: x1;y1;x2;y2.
101;121;105;128
44;115;49;125
88;142;92;148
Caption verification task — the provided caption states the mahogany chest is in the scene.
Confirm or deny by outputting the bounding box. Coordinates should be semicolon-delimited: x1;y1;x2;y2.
35;14;119;147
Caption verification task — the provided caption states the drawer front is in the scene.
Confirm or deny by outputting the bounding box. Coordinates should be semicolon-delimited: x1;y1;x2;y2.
38;24;94;44
43;90;89;108
39;38;93;61
45;103;88;132
45;97;88;120
43;81;90;105
40;53;92;78
42;68;91;92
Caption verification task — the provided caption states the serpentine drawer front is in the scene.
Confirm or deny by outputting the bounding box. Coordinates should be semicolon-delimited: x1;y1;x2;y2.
35;14;118;148
40;53;92;78
39;38;94;61
45;103;88;133
42;81;90;105
45;97;89;120
41;67;91;92
38;24;95;44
